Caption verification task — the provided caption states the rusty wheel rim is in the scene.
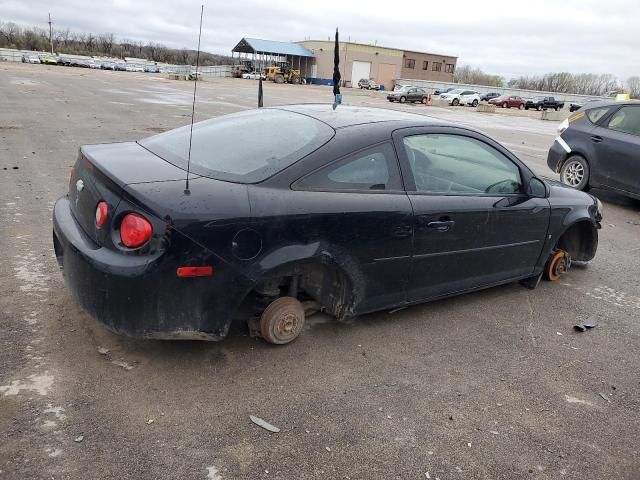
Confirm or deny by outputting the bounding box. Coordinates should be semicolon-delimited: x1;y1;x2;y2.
260;297;305;345
546;250;568;281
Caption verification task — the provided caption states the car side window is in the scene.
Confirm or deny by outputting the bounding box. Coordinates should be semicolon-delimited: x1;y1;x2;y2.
606;106;640;136
402;134;522;195
295;143;402;192
586;107;610;124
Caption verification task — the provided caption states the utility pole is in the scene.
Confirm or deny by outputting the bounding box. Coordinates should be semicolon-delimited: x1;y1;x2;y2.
48;13;53;54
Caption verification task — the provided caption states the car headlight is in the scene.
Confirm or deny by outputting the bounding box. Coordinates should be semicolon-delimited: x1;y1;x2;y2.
595;198;603;217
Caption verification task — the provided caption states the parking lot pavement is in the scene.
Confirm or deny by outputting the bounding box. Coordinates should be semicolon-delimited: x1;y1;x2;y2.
1;62;640;480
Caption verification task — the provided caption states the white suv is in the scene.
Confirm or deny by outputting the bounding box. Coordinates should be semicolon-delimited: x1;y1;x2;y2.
440;89;481;107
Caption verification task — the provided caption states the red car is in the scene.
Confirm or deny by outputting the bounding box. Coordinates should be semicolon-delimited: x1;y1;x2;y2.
489;95;526;109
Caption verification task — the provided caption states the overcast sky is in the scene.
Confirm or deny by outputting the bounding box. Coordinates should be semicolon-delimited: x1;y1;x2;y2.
3;0;638;79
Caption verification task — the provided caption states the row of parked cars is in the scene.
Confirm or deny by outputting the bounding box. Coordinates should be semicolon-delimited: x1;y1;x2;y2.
21;53;161;72
430;87;567;110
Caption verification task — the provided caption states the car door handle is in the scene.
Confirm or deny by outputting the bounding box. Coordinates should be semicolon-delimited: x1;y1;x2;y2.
591;135;603;143
426;220;455;232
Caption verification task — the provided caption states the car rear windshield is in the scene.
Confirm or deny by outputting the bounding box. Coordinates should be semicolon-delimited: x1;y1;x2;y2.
139;109;334;183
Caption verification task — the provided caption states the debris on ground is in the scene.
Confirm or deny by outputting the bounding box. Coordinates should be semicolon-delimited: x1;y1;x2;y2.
111;359;135;370
249;415;280;433
556;332;563;336
574;317;598;332
599;392;610;403
147;419;154;425
74;435;84;443
97;347;110;355
325;446;331;452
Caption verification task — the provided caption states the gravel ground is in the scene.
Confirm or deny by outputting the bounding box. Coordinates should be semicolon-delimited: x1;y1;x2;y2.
1;62;639;480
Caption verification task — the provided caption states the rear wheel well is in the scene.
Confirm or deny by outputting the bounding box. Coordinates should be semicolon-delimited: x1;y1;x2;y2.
556;221;598;263
248;261;354;320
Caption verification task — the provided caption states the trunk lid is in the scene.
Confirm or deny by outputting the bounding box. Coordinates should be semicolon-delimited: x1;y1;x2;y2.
69;142;190;243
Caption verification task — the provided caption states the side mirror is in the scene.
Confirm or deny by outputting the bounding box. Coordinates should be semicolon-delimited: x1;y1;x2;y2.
528;177;547;198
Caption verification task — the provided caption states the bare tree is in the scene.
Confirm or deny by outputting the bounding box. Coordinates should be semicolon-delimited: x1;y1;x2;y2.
627;76;640;99
0;22;21;46
454;65;504;87
98;33;114;55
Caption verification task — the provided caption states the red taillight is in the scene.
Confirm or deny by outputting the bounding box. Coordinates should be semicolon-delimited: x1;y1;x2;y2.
177;266;213;278
95;201;108;228
120;213;153;248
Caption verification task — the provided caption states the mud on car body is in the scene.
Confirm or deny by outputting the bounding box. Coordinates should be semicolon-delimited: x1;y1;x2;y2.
54;105;602;345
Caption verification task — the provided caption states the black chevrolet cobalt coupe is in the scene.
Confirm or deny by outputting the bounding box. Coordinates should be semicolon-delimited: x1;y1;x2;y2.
53;105;602;344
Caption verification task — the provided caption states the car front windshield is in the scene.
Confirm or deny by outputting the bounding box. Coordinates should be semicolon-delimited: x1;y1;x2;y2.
139;109;335;183
448;89;464;94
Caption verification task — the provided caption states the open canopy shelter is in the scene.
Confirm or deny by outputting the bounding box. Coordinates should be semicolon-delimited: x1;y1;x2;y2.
231;38;314;79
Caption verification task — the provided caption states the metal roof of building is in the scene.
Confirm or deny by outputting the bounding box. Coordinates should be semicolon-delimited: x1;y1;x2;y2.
232;38;314;57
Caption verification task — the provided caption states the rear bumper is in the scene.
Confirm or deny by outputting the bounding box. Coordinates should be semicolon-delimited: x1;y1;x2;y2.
547;138;570;173
52;196;244;341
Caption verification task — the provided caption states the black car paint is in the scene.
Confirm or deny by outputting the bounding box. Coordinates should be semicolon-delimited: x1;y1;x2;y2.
547;101;640;199
480;92;501;101
53;105;600;341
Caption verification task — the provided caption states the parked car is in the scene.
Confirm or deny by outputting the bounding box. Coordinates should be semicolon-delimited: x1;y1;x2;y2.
189;70;203;81
569;98;600;112
114;63;127;71
489;95;526;109
39;55;58;65
480;92;501;101
88;60;101;69
242;71;265;80
53;105;601;345
387;86;428;103
358;78;379;90
394;83;412;91
75;59;91;68
525;96;564;111
144;65;160;73
440;89;480;107
547;100;640;200
434;86;455;95
21;54;40;64
57;57;72;66
101;61;116;70
125;64;144;72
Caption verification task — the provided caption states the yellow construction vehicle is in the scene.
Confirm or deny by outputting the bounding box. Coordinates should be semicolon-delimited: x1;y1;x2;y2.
265;62;301;84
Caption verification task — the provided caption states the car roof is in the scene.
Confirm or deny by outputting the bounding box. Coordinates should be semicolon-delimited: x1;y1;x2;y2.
581;99;640;109
274;104;442;129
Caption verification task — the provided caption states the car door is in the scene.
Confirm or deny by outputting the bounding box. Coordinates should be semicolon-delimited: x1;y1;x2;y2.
289;142;414;313
392;127;550;302
590;105;640;194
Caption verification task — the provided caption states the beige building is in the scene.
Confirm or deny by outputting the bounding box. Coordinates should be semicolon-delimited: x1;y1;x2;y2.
400;50;457;83
297;40;456;90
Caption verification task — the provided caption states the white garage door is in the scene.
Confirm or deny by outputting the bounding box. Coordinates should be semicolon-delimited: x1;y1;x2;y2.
351;61;371;84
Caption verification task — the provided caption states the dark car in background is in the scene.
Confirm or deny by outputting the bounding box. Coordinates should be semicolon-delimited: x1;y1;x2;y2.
434;86;455;95
569;98;600;112
526;96;565;111
53;105;601;345
547;100;640;199
358;78;379;90
490;95;526;109
480;92;501;101
387;86;428;103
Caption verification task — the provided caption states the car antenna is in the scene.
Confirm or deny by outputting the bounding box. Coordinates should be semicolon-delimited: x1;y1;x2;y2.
185;4;204;195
